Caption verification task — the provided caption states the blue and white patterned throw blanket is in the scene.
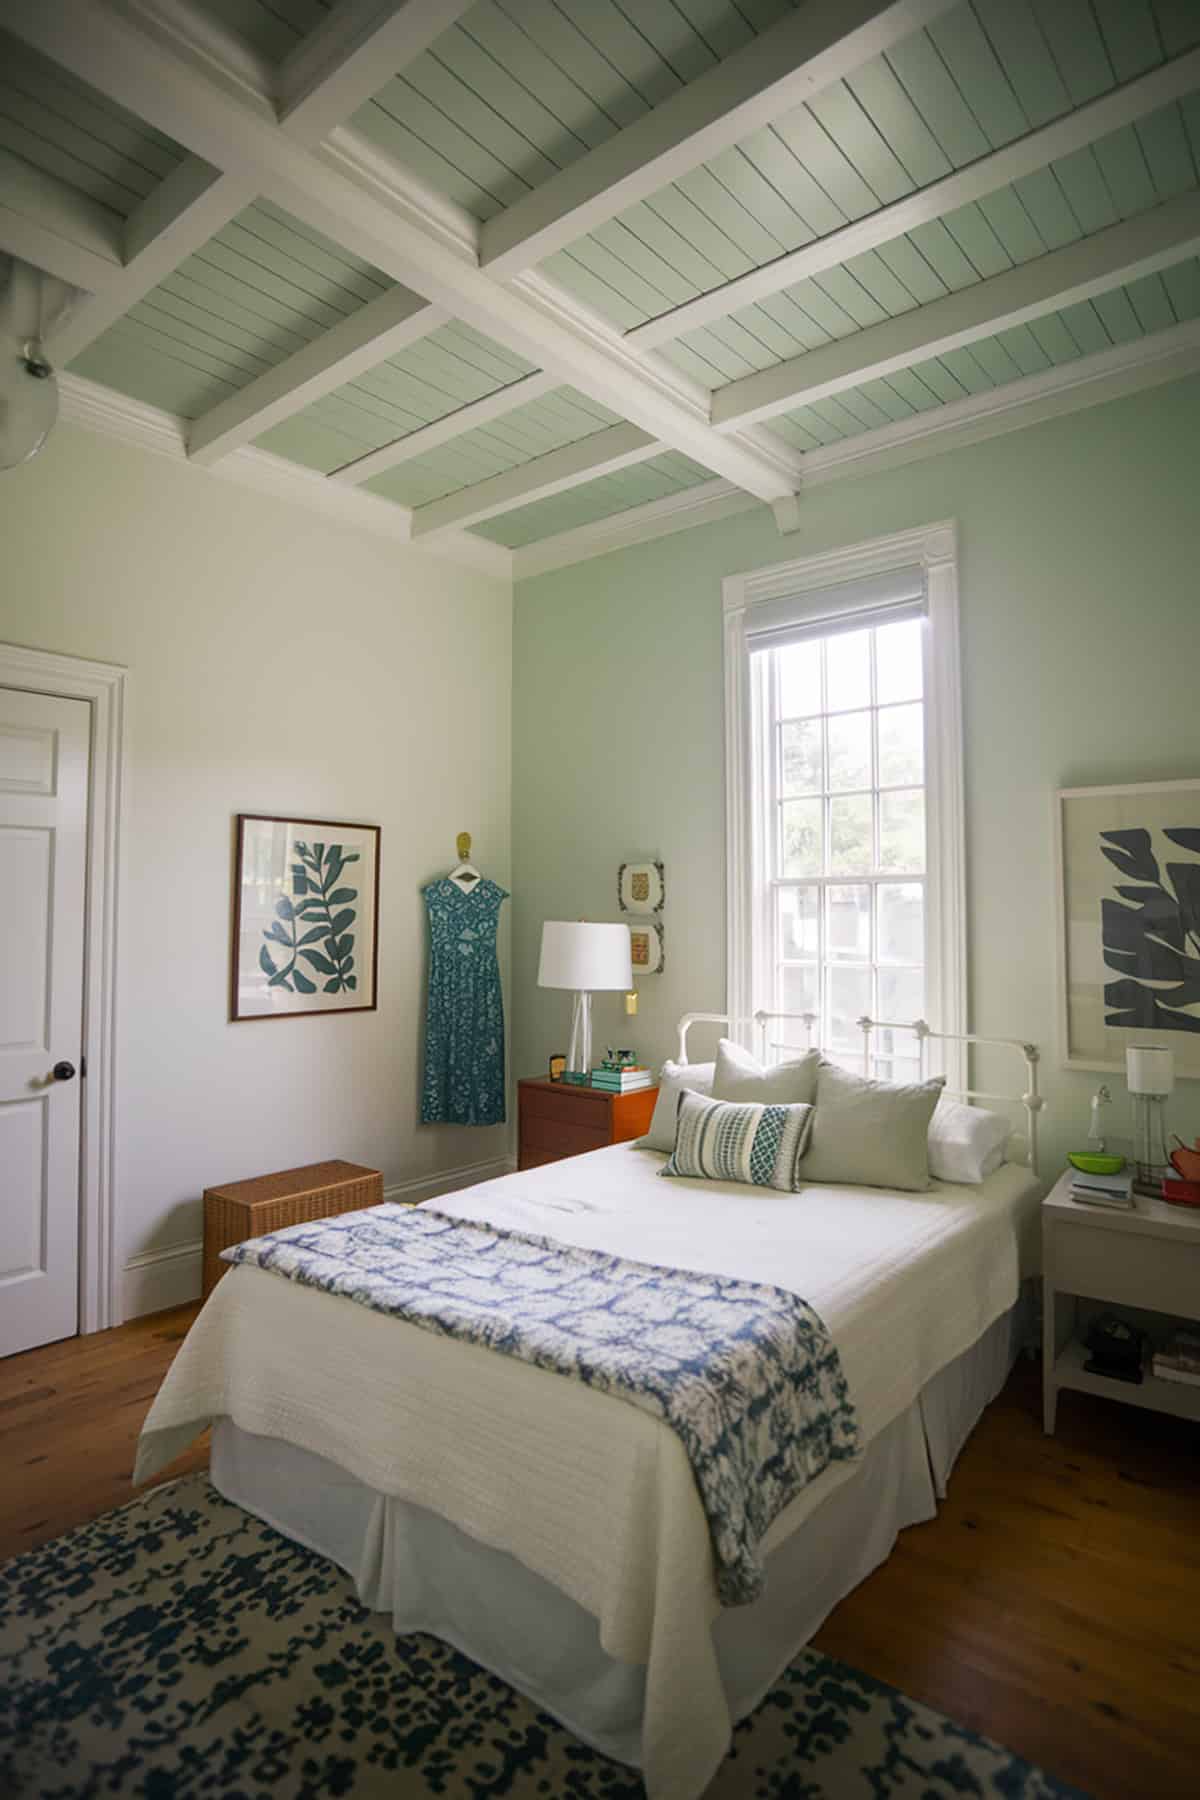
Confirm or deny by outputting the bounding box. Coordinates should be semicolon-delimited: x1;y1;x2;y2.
223;1204;860;1605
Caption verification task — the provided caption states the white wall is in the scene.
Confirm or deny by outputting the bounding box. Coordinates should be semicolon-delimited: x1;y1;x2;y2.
0;423;513;1316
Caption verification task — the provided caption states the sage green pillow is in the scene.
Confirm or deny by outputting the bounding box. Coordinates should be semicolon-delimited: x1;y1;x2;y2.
711;1038;820;1106
801;1061;946;1192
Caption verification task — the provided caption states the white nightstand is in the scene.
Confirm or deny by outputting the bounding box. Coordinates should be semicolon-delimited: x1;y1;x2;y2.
1042;1168;1200;1433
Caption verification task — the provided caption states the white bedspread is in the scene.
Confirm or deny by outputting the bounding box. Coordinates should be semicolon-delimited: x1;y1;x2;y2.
137;1147;1041;1800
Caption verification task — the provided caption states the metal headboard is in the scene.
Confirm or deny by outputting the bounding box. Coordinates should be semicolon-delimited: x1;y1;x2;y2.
676;1011;1043;1177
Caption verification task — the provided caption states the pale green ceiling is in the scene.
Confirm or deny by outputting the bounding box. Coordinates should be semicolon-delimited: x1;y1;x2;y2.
70;200;394;419
0;34;185;219
763;257;1200;452
472;450;714;548
543;1;1200;345
350;0;802;221
13;0;1200;555
257;323;538;474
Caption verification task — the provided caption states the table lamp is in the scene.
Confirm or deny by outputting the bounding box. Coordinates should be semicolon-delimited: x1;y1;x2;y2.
1126;1044;1174;1195
538;921;633;1084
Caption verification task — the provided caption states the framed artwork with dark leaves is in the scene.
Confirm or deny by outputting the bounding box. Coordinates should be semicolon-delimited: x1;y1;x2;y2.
1056;780;1200;1074
231;814;380;1021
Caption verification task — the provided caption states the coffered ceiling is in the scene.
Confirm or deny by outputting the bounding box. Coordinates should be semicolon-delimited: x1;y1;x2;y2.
3;0;1199;577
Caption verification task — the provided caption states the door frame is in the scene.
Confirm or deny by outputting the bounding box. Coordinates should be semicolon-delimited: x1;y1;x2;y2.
0;642;129;1334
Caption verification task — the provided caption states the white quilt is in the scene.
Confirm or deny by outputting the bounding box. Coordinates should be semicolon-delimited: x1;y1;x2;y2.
137;1146;1041;1800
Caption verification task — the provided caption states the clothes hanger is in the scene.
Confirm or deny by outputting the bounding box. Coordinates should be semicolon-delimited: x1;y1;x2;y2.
449;830;482;893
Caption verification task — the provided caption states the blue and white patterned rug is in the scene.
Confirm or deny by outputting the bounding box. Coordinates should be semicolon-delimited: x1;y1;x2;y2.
0;1474;1085;1798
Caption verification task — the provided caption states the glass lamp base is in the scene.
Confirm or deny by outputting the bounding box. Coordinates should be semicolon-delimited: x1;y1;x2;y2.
564;990;592;1083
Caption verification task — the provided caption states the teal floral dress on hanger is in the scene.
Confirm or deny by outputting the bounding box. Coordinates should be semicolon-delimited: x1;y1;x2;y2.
421;877;508;1126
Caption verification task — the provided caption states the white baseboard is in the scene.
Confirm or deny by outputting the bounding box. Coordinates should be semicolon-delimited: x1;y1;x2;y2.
122;1238;204;1321
383;1154;514;1208
120;1154;517;1321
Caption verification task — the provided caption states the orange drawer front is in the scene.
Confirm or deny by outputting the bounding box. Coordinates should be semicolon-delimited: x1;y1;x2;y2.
519;1114;609;1160
519;1084;610;1128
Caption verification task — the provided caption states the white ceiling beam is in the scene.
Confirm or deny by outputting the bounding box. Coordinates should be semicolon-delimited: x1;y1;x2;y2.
188;282;443;463
330;370;558;485
5;0;794;500
409;424;662;538
41;0;455;364
276;0;472;141
713;191;1200;429
477;0;957;279
630;47;1200;351
0;149;123;292
48;161;257;364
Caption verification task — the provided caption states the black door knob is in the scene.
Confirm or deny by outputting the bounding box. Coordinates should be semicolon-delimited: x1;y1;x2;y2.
53;1061;76;1082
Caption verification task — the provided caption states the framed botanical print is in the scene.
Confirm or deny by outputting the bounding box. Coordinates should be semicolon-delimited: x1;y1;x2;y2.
232;814;380;1021
1056;779;1200;1075
618;859;664;913
628;918;665;975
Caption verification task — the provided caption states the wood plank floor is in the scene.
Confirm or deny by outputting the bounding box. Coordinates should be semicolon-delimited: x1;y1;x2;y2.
2;1308;1197;1799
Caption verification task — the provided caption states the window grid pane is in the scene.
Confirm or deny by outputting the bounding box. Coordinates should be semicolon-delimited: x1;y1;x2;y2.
767;621;927;1061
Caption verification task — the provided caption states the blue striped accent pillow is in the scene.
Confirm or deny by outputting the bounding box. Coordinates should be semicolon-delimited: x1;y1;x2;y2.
660;1088;814;1192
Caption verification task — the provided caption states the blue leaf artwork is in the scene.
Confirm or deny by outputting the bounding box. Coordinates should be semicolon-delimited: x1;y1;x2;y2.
259;841;360;996
1099;827;1200;1034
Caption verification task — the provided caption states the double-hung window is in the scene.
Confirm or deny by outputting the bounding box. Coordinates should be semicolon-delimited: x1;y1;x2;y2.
724;523;965;1082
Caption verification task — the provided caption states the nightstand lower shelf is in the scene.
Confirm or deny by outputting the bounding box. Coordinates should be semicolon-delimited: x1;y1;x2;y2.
1050;1337;1200;1426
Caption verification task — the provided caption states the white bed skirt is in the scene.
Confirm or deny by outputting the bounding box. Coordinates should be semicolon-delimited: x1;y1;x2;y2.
210;1290;1028;1780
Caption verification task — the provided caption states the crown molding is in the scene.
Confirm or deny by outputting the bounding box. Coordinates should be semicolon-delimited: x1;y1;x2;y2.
57;374;513;580
511;319;1200;580
799;315;1200;487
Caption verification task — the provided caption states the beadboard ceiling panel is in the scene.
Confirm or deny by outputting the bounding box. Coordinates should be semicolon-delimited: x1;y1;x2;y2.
472;449;713;547
349;0;800;223
542;0;1200;340
657;96;1200;387
69;199;394;419
363;385;624;507
255;319;537;472
189;0;329;61
0;34;186;219
763;254;1200;451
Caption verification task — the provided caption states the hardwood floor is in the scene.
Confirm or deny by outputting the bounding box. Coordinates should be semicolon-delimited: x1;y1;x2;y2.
2;1310;1197;1799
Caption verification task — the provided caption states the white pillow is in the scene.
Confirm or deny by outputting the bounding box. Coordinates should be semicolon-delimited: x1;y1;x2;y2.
636;1058;715;1151
711;1038;820;1106
927;1098;1010;1186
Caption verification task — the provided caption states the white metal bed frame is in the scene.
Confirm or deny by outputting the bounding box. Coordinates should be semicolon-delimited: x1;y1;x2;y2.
676;1011;1043;1177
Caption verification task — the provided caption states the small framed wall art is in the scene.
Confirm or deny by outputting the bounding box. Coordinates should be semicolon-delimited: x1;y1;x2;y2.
619;859;665;913
1055;778;1200;1075
232;814;381;1021
628;918;665;975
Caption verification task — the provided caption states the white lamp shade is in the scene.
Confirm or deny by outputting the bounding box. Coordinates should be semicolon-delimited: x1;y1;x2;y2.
1126;1044;1174;1095
538;921;632;991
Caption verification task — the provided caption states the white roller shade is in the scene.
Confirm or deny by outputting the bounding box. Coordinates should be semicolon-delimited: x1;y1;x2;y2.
745;564;925;653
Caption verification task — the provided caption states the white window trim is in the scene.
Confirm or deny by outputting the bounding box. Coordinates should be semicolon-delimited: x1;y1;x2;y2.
723;519;965;1086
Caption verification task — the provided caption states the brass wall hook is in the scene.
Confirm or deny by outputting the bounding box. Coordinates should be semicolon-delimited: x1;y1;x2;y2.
456;831;472;861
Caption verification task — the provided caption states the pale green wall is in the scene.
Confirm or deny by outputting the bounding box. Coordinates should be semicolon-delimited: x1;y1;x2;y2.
512;376;1200;1174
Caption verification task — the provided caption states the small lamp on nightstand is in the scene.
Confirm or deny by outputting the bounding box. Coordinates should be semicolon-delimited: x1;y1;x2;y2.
538;921;633;1085
1126;1044;1174;1195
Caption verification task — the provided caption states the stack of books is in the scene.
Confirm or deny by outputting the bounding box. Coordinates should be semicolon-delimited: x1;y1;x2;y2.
1152;1329;1200;1388
590;1065;652;1093
1069;1167;1134;1209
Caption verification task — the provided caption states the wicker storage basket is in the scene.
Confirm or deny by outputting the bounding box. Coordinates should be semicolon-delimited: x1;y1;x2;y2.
202;1159;383;1298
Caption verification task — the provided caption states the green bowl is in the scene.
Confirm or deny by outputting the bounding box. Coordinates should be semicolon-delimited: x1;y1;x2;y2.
1068;1151;1127;1175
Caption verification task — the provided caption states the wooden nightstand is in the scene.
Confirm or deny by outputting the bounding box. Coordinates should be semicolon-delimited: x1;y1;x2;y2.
1042;1167;1200;1433
518;1078;658;1170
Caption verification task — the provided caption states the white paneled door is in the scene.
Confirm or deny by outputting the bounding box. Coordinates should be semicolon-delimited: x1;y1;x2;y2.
0;688;89;1357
